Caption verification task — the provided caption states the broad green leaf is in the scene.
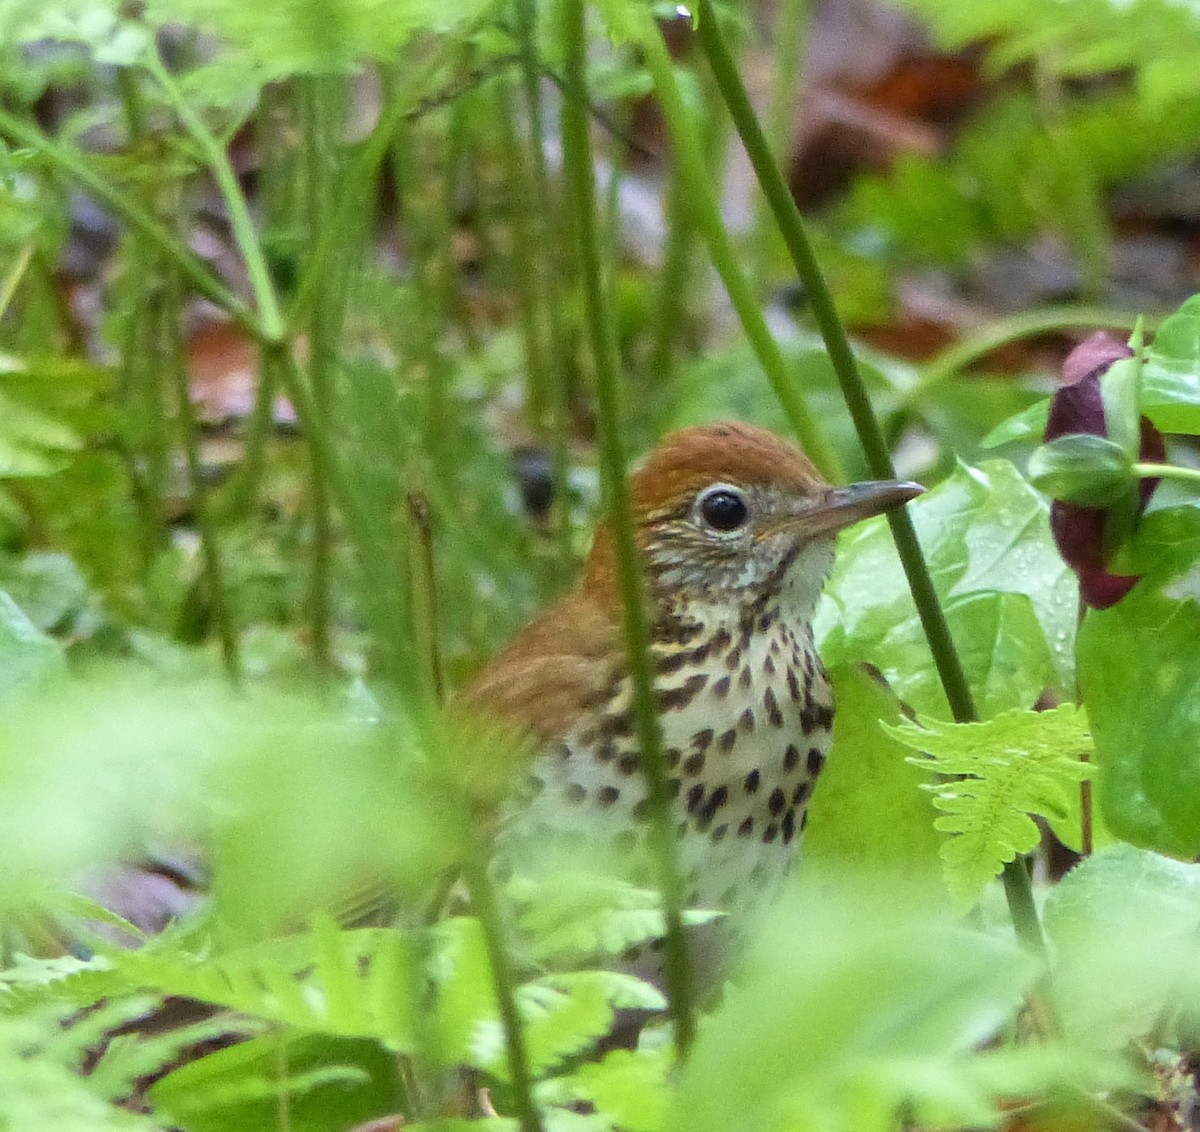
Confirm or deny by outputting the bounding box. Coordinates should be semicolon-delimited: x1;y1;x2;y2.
1139;294;1200;433
979;397;1050;449
817;460;1077;718
803;664;942;893
1078;506;1200;855
1027;434;1133;505
888;705;1093;908
670;889;1055;1132
1044;845;1200;1049
0;589;64;701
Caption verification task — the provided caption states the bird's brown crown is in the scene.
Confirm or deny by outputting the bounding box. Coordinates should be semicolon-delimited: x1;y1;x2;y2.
628;422;826;519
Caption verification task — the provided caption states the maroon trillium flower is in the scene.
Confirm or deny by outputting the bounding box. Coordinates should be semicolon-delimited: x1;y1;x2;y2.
1045;332;1165;609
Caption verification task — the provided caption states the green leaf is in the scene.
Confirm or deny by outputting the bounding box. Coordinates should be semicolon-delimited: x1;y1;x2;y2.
817;460;1077;717
978;397;1050;450
1027;434;1134;505
803;664;943;892
1077;506;1200;855
1100;351;1142;458
669;888;1059;1132
1149;293;1200;370
887;705;1094;907
1044;845;1200;1049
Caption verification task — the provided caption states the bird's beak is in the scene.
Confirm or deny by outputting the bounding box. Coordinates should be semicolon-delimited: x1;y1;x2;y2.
775;479;925;537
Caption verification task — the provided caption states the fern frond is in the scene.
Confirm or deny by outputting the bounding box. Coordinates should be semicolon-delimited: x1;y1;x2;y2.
887;705;1094;907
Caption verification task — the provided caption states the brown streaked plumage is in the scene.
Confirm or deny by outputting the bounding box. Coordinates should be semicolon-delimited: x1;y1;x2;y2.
462;421;921;977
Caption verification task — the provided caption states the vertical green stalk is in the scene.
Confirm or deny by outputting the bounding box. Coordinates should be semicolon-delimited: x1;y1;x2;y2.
391;118;455;491
754;0;808;278
513;0;575;569
646;159;694;383
495;78;552;423
692;0;1045;954
617;11;843;482
405;510;540;1130
561;0;695;1056
302;77;336;673
164;268;242;684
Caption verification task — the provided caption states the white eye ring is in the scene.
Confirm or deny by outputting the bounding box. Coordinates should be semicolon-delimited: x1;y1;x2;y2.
695;483;750;534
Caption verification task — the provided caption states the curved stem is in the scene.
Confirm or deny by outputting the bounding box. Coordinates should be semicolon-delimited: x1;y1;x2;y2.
563;0;696;1057
0;108;257;335
145;51;285;343
908;306;1146;409
1135;462;1200;486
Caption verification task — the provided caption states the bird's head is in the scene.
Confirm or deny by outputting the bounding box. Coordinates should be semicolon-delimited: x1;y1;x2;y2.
586;422;923;624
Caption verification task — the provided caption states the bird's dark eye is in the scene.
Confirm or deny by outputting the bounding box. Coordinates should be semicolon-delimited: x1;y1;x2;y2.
699;487;749;532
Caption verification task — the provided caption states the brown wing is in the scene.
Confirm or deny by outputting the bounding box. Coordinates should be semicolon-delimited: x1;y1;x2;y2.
459;588;620;746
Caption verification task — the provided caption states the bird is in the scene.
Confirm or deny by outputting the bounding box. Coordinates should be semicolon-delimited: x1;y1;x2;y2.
462;421;922;986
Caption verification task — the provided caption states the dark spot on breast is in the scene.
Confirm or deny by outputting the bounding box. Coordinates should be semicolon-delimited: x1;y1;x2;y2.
782;807;796;844
783;744;800;772
632;797;648;819
738;665;753;690
578;726;597;746
618;753;641;776
800;810;810;832
712;675;731;699
600;713;634;740
556;743;572;761
770;638;781;655
686;783;705;813
699;784;728;824
787;669;802;702
807;747;825;776
737;816;754;837
792;780;812;805
566;783;586;803
719;885;738;906
710;628;732;652
719;728;738;753
739;706;755;734
763;654;776;676
658;672;709;711
527;775;545;797
764;686;783;727
597;738;617;762
744;768;760;794
666;746;682;768
683;751;706;777
597;785;620;808
769;787;786;817
668;777;682;798
763;822;779;844
692;728;714;754
712;823;729;843
725;646;742;671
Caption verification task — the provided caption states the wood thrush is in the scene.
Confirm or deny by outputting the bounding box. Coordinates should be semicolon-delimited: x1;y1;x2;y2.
463;421;921;980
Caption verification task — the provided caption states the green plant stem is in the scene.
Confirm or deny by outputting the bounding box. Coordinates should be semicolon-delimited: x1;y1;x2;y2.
145;51;284;343
0;244;33;319
646;169;695;382
513;0;575;570
691;0;1052;954
301;77;341;674
496;78;552;424
629;13;842;482
0;109;257;334
562;0;695;1057
1134;462;1200;486
165;268;242;685
906;306;1145;409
